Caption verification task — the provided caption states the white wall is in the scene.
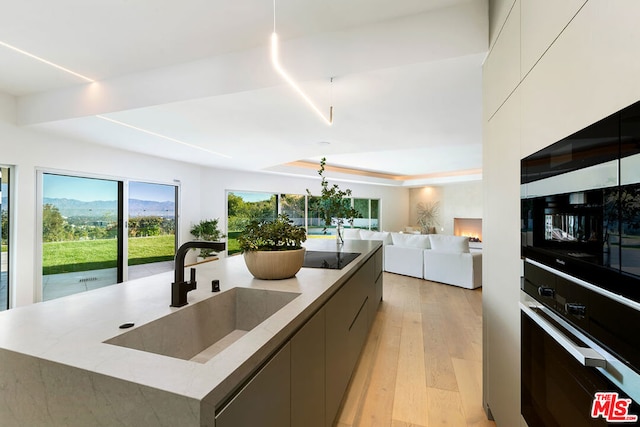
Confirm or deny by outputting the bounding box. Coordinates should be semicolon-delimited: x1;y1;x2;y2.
0;92;409;308
408;186;444;230
0;93;204;308
483;1;640;425
441;181;483;234
409;181;483;234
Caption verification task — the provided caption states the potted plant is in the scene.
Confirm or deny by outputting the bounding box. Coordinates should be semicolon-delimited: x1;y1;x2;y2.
307;157;359;244
237;214;307;279
190;218;225;260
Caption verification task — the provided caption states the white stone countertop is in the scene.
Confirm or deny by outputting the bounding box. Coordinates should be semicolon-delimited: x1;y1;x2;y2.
0;239;381;409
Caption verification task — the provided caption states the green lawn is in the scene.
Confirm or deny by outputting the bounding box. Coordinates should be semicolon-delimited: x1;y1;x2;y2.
227;231;241;256
43;235;175;275
128;235;176;265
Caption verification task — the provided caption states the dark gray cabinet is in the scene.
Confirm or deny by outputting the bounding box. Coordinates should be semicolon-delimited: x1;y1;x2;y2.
371;247;383;325
216;343;291;427
291;308;325;427
325;249;382;426
325;277;361;426
216;247;383;427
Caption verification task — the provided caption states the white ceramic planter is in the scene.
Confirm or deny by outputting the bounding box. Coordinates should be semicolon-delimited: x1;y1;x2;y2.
243;248;306;280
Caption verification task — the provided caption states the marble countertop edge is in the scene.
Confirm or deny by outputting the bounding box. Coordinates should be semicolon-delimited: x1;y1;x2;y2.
0;239;382;404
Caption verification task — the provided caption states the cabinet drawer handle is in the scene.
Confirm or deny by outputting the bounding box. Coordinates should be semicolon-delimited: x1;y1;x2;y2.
520;302;606;368
349;297;368;331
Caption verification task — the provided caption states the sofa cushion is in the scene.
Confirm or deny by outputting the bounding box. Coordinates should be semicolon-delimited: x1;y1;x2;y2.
360;229;392;245
390;232;431;249
423;250;481;289
428;235;470;253
384;245;424;278
343;228;362;240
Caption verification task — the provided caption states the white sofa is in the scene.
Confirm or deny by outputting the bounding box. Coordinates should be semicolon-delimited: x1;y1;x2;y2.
345;229;482;289
384;232;430;279
423;235;482;289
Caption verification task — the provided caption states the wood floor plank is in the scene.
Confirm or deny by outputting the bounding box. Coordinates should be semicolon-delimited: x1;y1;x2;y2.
391;420;427;427
438;286;483;362
422;301;459;391
335;273;496;427
452;358;496;427
357;316;402;426
401;277;424;314
464;287;484;317
427;387;467;426
353;275;406;427
392;311;429;425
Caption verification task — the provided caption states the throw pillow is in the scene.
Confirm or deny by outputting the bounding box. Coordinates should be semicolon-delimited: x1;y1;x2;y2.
428;235;470;253
391;232;431;249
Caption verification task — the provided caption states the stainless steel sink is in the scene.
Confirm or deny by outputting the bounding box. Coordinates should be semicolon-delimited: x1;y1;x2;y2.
104;287;300;363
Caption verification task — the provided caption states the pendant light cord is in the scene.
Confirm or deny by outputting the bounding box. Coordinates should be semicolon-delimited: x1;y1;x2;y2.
330;77;334;123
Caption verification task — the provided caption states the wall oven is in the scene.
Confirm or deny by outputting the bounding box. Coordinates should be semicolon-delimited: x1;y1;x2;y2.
521;261;640;426
521;100;640;426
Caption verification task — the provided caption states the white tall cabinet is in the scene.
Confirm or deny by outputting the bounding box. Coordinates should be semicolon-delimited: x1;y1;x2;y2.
483;1;640;425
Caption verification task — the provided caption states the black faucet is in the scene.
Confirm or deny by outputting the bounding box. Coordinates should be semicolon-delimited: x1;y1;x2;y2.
171;241;226;307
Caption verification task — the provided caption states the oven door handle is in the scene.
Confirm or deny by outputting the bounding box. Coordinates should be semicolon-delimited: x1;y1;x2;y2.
520;302;607;368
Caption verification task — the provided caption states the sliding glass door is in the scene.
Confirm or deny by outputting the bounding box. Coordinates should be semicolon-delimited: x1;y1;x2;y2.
42;173;122;301
128;181;177;280
354;198;380;230
227;191;278;255
226;191;382;253
280;194;305;226
41;174;178;301
1;167;9;311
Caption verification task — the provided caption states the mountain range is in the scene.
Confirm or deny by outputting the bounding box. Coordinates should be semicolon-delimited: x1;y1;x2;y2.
44;198;175;218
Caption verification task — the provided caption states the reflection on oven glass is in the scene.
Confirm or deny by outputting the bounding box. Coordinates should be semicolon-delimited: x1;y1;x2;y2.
621;184;640;277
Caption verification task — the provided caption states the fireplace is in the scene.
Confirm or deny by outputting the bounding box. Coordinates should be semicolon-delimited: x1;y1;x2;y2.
453;218;482;242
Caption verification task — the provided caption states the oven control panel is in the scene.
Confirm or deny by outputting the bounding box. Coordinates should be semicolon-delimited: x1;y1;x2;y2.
522;258;640;376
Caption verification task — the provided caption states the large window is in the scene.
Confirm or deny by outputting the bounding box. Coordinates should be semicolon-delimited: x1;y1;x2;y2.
127;181;177;279
227;191;380;254
42;174;122;300
1;167;10;311
353;198;380;231
227;192;278;255
307;195;355;236
40;173;178;301
280;194;305;227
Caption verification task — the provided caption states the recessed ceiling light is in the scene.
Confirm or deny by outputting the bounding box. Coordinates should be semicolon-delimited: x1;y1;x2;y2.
96;115;231;158
318;141;331;145
0;40;95;83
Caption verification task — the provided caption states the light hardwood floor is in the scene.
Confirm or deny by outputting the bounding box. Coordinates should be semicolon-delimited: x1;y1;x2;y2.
335;272;496;427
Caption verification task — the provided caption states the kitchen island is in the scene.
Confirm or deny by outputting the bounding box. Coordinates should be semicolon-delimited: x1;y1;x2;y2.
0;239;383;427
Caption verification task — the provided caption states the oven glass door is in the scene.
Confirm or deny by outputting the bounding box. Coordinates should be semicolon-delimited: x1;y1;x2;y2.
521;309;640;426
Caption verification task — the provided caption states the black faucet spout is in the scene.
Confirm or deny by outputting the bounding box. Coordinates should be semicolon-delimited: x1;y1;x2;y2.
171;241;226;307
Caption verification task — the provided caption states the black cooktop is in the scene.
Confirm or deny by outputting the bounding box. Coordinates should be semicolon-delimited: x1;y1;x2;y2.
302;251;360;270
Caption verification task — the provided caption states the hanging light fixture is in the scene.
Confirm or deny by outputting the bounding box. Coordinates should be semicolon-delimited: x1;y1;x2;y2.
271;0;333;125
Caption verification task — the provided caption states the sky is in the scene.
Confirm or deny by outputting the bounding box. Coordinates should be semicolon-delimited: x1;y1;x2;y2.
43;174;176;202
44;174;117;201
129;181;175;202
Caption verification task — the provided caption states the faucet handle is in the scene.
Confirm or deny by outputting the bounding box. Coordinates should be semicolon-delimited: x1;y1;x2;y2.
190;268;196;284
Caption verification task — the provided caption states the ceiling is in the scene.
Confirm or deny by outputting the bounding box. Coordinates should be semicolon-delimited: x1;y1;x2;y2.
0;0;488;186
